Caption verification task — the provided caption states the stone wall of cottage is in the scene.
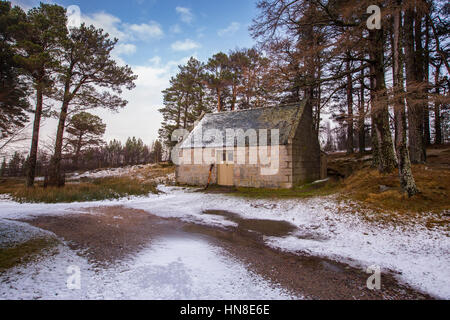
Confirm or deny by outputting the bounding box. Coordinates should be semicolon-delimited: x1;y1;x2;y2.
175;145;293;188
291;103;322;184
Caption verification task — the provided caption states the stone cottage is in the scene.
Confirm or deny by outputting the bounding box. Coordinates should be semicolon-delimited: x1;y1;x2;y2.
175;100;326;189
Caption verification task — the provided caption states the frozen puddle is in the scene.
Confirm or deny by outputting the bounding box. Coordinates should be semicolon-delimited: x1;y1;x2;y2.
1;235;298;300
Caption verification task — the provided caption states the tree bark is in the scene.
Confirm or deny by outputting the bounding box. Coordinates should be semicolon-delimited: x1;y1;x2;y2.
404;6;426;163
434;63;442;145
73;133;83;168
346;52;354;154
369;68;379;169
231;83;237;111
216;88;222;112
48;83;71;187
368;27;398;173
26;81;44;187
358;67;366;154
393;2;418;197
183;95;189;129
423;15;431;146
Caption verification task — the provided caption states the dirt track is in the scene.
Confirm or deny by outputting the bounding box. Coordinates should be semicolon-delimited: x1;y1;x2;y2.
20;206;432;300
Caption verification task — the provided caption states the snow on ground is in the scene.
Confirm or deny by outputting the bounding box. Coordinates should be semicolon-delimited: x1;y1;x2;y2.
0;220;55;248
1;224;296;300
69;165;157;180
0;185;449;299
33;165;160;182
124;186;450;299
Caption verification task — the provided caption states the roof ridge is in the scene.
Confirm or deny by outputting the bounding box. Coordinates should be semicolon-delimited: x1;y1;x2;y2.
206;102;302;116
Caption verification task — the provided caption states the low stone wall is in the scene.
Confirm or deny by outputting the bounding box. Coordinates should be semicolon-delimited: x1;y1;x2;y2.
176;163;215;186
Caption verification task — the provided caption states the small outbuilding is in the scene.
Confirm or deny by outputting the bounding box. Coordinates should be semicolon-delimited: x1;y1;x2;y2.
175;100;326;189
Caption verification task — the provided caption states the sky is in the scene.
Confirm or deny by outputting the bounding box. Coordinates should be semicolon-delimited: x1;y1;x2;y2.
10;0;259;148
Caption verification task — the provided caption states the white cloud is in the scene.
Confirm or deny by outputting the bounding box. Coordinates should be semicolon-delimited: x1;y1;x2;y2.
175;6;194;24
80;12;163;42
124;21;164;40
218;22;241;37
148;56;162;66
170;24;182;34
12;4;164;43
95;56;193;144
114;43;137;56
171;39;201;51
82;12;126;40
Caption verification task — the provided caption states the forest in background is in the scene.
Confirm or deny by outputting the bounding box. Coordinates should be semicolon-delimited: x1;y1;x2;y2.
158;0;449;196
0;1;449;196
0;1;165;183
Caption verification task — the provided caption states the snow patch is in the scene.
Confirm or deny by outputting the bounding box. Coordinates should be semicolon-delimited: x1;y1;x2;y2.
0;234;297;300
0;186;448;299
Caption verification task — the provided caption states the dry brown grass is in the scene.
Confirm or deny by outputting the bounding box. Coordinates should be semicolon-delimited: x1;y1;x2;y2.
338;158;450;228
0;178;24;194
0;164;175;203
0;237;59;271
12;177;158;203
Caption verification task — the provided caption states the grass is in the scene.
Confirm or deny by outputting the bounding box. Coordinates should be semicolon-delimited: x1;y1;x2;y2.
230;179;341;199
340;165;450;218
0;163;174;203
338;145;450;218
0;178;23;194
1;176;158;203
0;237;59;271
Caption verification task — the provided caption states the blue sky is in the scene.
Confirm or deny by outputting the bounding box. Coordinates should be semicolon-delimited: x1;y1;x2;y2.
11;0;259;146
58;0;257;65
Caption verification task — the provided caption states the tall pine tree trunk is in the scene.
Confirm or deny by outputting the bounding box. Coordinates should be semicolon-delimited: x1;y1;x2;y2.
346;52;354;154
368;27;397;173
231;84;237;111
73;133;83;168
49;84;71;187
393;1;418;197
423;15;431;146
26;81;44;187
369;68;380;169
404;6;426;163
216;88;222;112
434;63;442;145
359;67;366;154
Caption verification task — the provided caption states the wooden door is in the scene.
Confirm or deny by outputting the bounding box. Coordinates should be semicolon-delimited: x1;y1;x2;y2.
218;164;234;186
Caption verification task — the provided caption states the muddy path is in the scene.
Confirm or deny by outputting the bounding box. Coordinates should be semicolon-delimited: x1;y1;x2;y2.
17;207;181;266
18;206;432;300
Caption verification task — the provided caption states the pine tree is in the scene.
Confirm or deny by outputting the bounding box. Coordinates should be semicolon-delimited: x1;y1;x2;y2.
0;158;6;176
14;3;68;186
48;22;137;186
205;52;232;112
0;2;30;139
158;57;210;146
392;0;418;196
66;112;106;168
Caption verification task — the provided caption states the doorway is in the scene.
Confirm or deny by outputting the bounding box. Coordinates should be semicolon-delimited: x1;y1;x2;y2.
217;150;234;186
